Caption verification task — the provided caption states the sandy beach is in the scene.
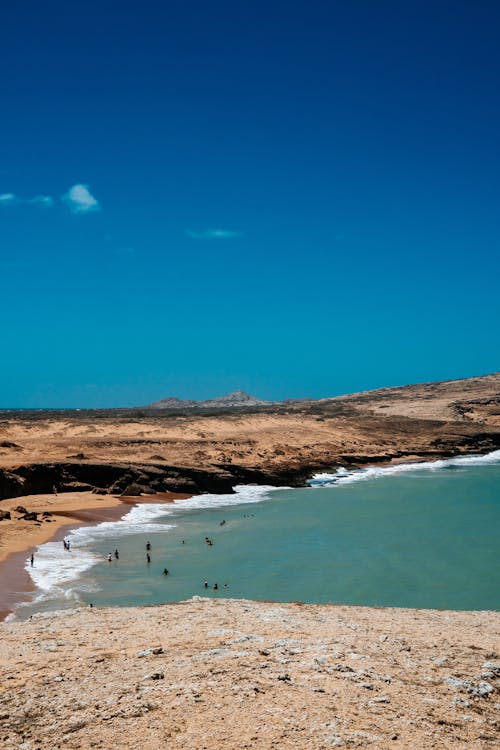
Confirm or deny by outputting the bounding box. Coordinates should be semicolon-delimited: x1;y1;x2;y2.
0;491;189;620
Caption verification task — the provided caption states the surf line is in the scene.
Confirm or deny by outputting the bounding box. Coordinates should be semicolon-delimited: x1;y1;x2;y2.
11;485;281;620
309;449;500;487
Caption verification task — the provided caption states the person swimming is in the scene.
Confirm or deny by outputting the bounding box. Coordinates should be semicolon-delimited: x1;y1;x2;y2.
162;568;169;576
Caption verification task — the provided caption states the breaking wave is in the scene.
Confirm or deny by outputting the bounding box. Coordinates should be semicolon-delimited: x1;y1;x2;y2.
18;485;279;617
309;449;500;487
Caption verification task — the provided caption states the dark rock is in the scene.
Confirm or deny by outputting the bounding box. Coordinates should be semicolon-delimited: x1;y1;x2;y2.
121;483;155;496
21;511;38;521
14;505;27;514
0;441;22;449
0;470;25;499
0;510;11;521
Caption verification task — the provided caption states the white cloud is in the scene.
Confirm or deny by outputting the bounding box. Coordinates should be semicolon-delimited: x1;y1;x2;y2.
186;228;242;239
62;184;101;214
0;192;54;208
0;193;17;205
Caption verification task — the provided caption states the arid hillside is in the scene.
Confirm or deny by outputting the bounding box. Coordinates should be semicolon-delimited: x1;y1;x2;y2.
0;373;499;498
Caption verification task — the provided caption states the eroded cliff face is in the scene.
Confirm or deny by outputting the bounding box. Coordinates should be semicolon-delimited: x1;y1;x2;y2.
0;461;302;501
0;373;499;500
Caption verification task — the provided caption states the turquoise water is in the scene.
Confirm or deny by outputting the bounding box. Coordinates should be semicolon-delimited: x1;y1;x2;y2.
19;457;500;617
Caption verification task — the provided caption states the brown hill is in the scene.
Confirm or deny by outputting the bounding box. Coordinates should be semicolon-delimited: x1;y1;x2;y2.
0;372;499;499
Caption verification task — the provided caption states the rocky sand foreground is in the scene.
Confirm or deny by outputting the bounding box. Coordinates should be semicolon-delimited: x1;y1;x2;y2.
1;599;498;749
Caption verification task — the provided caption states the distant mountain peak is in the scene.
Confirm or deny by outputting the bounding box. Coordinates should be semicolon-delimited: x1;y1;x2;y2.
207;390;262;403
145;390;272;410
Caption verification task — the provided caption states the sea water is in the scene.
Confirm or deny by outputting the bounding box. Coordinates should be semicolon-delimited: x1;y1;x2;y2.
14;451;500;619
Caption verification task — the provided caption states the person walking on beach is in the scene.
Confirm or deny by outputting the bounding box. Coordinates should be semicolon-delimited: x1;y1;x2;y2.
30;553;34;566
53;485;57;497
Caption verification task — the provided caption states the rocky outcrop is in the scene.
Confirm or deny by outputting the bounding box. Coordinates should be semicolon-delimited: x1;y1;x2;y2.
0;469;25;499
0;461;303;502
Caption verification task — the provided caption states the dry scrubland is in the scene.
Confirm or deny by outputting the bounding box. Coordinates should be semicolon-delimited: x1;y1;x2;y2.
1;373;499;479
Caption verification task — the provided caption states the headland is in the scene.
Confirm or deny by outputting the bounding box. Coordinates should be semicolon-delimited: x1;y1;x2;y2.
0;374;499;748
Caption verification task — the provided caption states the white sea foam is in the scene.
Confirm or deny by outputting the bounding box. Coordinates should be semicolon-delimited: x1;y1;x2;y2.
19;485;278;616
171;484;280;511
309;449;500;487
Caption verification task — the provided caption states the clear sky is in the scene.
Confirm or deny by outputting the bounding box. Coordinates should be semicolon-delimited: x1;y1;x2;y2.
1;0;499;407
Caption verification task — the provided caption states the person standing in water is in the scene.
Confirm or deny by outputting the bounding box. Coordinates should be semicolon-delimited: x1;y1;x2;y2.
146;553;151;564
146;541;151;551
30;553;34;567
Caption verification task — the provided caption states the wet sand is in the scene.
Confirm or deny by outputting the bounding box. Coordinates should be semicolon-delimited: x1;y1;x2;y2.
0;491;192;620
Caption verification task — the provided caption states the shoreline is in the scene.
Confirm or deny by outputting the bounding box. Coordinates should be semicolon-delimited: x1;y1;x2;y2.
1;448;499;621
0;491;192;621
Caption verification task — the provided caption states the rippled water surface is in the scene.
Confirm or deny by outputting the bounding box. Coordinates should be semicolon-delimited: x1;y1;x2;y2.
17;453;500;618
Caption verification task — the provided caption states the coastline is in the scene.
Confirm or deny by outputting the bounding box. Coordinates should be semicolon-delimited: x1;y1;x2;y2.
0;490;192;621
1;448;499;621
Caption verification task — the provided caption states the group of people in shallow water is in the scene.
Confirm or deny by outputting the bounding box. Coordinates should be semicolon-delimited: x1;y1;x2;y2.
204;580;229;591
101;532;232;591
104;541;171;576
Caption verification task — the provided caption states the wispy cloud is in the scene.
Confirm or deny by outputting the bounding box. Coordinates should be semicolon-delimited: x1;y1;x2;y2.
0;193;16;205
29;195;54;207
186;228;242;239
0;192;54;207
62;184;101;214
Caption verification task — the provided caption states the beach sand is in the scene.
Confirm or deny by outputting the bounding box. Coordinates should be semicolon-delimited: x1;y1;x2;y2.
0;491;189;620
0;598;498;749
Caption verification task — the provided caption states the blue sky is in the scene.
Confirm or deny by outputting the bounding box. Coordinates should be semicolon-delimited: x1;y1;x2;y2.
1;0;499;407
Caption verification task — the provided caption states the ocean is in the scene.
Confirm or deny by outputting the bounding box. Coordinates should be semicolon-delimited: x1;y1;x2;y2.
14;451;500;619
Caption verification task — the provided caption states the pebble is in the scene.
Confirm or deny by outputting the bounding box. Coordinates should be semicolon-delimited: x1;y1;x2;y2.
482;661;500;674
444;676;493;696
